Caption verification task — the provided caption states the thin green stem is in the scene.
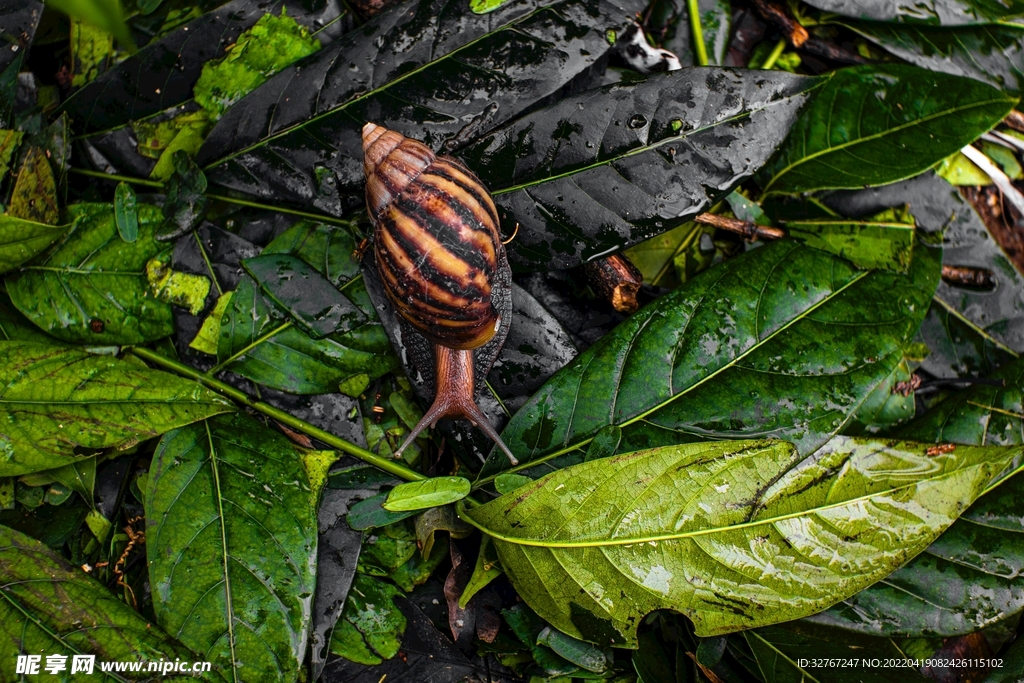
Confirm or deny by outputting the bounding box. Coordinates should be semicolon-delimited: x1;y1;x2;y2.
760;38;787;70
687;0;709;66
68;167;354;227
128;346;426;482
207;322;294;376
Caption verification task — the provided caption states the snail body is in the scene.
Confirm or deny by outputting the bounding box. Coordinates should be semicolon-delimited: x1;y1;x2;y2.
362;123;517;464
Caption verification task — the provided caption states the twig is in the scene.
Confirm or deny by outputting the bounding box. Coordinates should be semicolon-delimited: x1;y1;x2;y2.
583;254;644;313
695;212;787;240
941;264;995;289
1004;110;1024;134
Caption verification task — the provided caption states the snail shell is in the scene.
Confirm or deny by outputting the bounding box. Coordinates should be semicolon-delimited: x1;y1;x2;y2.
362;123;517;464
364;123;504;350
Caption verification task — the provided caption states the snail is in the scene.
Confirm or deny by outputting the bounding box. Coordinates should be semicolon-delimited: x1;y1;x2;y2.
362;122;518;465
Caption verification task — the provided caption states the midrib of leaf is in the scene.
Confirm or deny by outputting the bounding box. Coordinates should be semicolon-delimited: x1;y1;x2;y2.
491;93;813;195
931;294;1019;357
746;631;824;683
21;267;144;275
481;265;872;481
205;4;555;168
209;321;294;375
194;232;223;297
762;96;1016;192
462;455;1010;547
205;420;239;683
0;582;130;683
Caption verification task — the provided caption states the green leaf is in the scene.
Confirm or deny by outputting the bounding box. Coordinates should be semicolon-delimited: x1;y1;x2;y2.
383;477;471;512
459;535;503;608
803;0;1024;25
329;573;405;665
8;146;58;225
193;10;319;119
0;288;55;343
6;203;175;344
159;151;208;241
744;622;930;682
463;437;1021;645
0;129;23;184
147;413;319;683
494;473;533;494
70;19;115;88
346;492;417;531
44;0;135;50
814;355;1024;636
0;342;233;476
784;213;915;272
758;64;1017;195
839;21;1024;97
0;214;71;275
242;254;366;339
114;181;137;242
0;525;211;677
481;240;939;477
537;627;610;673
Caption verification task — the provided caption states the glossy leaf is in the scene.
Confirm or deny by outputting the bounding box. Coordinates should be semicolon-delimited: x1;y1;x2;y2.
6;203;174;344
8;146;57;225
802;0;1024;25
841;21;1024;96
0;214;71;275
480;239;939;477
758;64;1016;195
0;289;56;343
0;525;213;678
200;0;647;215
812;356;1024;636
0;3;41;74
818;173;1024;376
744;622;930;682
147;413;319;683
784;213;915;272
459;68;817;270
63;0;343;133
0;342;233;477
114;181;137;242
329;573;406;665
383;477;471;512
462;437;1022;645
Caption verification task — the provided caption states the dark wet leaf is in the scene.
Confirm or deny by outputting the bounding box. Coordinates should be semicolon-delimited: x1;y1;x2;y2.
463;437;1023;645
459;68;816;271
0;525;215;679
200;0;647;215
758;64;1016;195
839;21;1024;97
0;341;233;477
347;491;417;530
459;535;502;608
329;573;406;664
811;356;1024;636
802;0;1024;25
321;598;478;683
0;214;71;274
480;240;939;478
0;1;42;73
984;634;1024;682
159;150;209;240
242;253;366;339
114;181;137;242
8;145;57;224
310;466;390;681
147;413;319;683
819;173;1024;378
744;622;929;682
63;0;344;133
6;203;174;344
384;477;471;512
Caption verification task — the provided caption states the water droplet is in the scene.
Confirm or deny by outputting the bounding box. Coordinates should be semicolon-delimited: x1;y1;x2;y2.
627;114;647;129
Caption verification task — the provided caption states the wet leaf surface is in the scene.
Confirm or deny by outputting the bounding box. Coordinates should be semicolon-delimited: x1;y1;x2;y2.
8;145;57;224
0;1;42;73
6;203;175;344
460;67;816;270
147;413;319;683
200;0;647;215
802;0;1024;25
0;525;216;680
63;0;345;133
758;64;1016;195
840;21;1024;96
463;437;1023;644
0;214;71;274
480;240;939;478
0;341;232;477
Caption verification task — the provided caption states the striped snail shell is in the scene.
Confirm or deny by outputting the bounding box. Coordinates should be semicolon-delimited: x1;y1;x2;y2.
362;123;518;465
